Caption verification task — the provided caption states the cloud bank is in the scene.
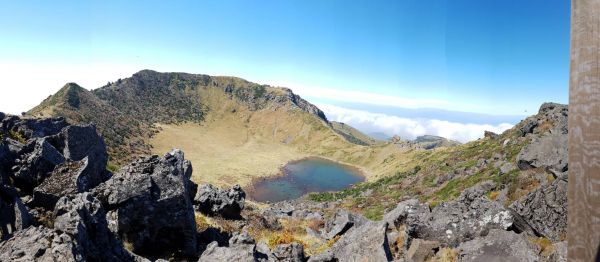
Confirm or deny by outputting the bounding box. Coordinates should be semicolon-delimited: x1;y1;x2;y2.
318;104;514;143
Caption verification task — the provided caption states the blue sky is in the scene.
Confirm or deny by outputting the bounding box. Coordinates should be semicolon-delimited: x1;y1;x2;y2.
0;0;570;141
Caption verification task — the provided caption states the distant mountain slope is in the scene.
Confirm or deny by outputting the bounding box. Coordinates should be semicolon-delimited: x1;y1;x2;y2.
28;83;153;162
28;70;330;165
368;132;392;141
330;121;384;146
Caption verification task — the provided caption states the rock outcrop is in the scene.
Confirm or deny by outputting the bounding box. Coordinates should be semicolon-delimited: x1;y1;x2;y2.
326;221;393;262
400;182;523;247
517;132;568;174
267;243;306;262
510;177;568;241
198;232;263;262
194;184;246;219
0;193;135;261
320;209;367;240
93;149;198;257
0;182;33;240
516;103;568;175
457;229;540;262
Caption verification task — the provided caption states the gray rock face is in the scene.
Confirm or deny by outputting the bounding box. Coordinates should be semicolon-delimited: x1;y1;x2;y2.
516;103;568;174
31;157;111;209
510;177;567;241
271;243;305;262
199;232;259;262
0;193;134;262
517;132;568;173
321;209;367;240
499;162;516;175
383;199;423;229
328;221;393;262
457;229;540;262
307;250;335;262
0;226;76;261
10;124;108;195
518;103;567;137
53;193;133;261
405;239;439;262
12;138;65;191
403;182;522;246
538;103;568;135
199;242;256;262
57;125;110;194
5;116;68;139
0;183;34;240
93;149;198;257
519;118;538;137
195;184;246;219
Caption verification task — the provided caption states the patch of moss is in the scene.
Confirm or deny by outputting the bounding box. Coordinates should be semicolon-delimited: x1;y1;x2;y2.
363;204;386;220
8;130;26;143
106;162;119;173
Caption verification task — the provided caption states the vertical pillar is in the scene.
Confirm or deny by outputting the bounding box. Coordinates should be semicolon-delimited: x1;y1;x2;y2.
569;0;600;261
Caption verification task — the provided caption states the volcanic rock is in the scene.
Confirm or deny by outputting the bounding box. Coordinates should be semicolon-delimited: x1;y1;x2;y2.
195;184;246;219
510;177;567;241
93;149;198;257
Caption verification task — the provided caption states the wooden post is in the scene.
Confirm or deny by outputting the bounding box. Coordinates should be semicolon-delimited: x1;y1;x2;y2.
569;0;600;261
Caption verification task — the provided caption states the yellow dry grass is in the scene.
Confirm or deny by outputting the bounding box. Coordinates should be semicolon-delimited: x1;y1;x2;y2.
150;85;420;188
427;248;458;262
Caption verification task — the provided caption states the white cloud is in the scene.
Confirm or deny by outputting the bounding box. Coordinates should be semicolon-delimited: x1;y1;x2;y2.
268;81;487;114
318;103;513;143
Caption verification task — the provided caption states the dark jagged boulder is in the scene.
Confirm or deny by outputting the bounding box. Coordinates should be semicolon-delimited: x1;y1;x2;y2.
31;157;111;209
195;184;246;219
0;226;75;261
401;182;529;247
383;199;425;229
0;193;135;262
198;232;261;262
519;118;538;137
9;123;108;195
0;182;34;240
0;115;67;139
457;229;540;262
518;103;567;137
271;242;306;262
93;149;198;257
406;239;440;262
0;142;10;167
60;125;107;168
538;102;568;135
516;103;568;174
325;221;393;262
12;138;65;192
53;193;134;261
320;209;367;240
484;130;499;139
510;177;567;241
517;132;568;173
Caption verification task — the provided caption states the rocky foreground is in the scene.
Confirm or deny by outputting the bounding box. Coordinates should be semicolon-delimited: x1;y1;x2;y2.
0;104;568;262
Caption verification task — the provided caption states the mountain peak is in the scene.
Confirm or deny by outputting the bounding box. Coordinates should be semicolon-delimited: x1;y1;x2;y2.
58;83;85;108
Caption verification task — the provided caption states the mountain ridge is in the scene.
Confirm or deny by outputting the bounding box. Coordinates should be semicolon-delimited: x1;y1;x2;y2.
28;70;331;165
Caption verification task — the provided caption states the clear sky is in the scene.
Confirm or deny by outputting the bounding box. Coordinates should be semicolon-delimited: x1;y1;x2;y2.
0;0;570;142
